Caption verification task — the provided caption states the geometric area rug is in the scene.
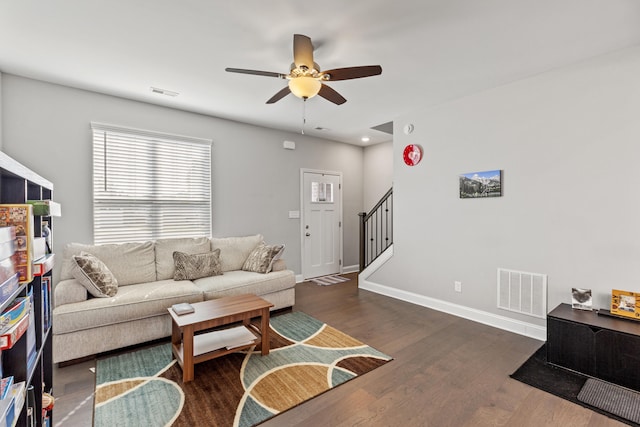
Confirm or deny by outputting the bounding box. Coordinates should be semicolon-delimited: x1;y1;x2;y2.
94;312;393;427
510;344;640;427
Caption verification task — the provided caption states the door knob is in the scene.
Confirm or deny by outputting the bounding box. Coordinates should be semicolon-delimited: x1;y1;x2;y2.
306;233;311;237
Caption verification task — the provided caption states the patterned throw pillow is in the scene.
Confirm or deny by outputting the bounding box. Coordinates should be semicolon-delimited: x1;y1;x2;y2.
71;252;119;298
242;243;285;274
173;249;222;281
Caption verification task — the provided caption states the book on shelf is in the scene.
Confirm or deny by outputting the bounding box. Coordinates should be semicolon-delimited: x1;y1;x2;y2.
0;295;29;335
42;276;51;332
0;377;12;401
0;393;9;427
0;205;34;284
0;380;26;427
0;313;29;351
25;294;36;372
171;303;195;315
0;274;19;307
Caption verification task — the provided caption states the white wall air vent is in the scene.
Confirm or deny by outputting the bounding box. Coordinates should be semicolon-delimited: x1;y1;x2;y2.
497;268;547;319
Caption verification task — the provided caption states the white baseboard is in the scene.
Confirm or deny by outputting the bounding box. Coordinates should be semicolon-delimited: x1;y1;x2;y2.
295;274;304;283
359;278;546;341
342;264;359;274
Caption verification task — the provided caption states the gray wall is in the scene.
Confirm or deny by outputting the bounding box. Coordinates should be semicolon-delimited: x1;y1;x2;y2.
372;45;640;326
1;74;364;276
363;141;393;211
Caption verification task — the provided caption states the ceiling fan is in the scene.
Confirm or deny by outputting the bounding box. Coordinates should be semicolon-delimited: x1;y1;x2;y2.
225;34;382;105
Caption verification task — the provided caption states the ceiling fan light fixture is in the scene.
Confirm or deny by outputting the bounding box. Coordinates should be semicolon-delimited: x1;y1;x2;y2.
288;76;321;99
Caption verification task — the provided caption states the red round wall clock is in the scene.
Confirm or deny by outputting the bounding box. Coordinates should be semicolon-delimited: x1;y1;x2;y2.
403;144;423;166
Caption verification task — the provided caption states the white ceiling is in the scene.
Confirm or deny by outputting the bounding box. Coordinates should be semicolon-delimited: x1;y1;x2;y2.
1;1;640;146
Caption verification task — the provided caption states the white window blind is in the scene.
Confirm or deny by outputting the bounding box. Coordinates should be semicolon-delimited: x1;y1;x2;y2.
91;123;212;244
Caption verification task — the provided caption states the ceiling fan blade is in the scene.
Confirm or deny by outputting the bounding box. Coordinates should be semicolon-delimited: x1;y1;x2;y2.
293;34;314;69
225;68;285;78
320;65;382;81
318;84;347;105
266;86;291;104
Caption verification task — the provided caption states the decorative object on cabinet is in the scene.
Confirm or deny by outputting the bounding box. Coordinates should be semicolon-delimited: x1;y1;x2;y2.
459;170;502;199
0;151;57;427
571;287;593;311
610;289;640;320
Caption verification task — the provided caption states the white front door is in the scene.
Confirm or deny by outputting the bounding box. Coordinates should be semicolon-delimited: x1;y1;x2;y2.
301;171;342;279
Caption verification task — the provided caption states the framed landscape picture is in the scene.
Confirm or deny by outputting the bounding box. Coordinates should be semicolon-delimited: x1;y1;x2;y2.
610;289;640;320
459;170;502;199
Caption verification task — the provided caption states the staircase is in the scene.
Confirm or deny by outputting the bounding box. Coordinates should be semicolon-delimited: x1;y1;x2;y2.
358;188;393;271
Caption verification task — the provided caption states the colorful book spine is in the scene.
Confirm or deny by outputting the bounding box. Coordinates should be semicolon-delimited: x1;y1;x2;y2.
2;381;26;427
0;377;12;401
0;274;19;307
26;294;36;372
42;276;51;332
0;205;34;284
0;314;29;351
0;296;29;335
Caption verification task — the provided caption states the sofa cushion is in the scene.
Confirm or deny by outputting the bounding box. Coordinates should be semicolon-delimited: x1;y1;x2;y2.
71;252;119;297
195;269;295;300
53;279;204;334
242;243;285;274
173;249;222;280
62;241;156;286
155;237;211;280
211;234;263;272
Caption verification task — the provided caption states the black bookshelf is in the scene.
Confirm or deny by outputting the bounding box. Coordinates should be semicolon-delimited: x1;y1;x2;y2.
0;152;54;426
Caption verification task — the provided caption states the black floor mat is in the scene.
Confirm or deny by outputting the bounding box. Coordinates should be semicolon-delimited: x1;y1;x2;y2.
510;344;639;426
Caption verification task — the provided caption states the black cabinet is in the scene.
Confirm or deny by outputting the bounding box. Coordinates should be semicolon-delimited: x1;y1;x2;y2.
547;303;640;391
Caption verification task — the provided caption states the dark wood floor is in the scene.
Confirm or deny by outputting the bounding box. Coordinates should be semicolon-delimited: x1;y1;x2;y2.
53;273;624;426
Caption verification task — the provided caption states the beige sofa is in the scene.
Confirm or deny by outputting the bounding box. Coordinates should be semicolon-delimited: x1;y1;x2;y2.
52;234;295;363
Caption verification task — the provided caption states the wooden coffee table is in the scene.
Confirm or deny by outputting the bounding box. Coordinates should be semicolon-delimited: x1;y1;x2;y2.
167;294;274;382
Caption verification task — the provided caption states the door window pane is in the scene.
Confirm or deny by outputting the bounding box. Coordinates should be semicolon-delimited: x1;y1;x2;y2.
311;182;333;203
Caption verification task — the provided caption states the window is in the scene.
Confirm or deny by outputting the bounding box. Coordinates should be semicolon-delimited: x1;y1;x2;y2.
311;182;333;203
91;123;212;244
